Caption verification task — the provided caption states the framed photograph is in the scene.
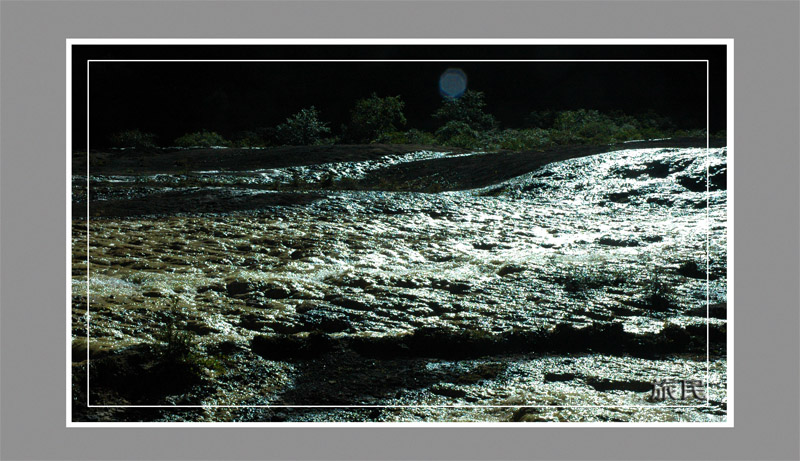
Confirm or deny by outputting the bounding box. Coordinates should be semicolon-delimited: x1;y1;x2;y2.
68;39;732;426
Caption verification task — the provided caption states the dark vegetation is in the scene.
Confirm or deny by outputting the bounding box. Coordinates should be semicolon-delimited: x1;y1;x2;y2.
106;90;719;152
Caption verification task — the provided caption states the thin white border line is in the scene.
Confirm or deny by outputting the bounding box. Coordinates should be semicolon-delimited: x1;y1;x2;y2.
65;40;733;425
726;40;735;427
88;404;712;408
66;421;734;428
80;58;715;409
86;60;91;407
83;57;712;410
84;402;715;410
88;59;710;63
65;40;73;424
67;38;734;45
706;59;710;406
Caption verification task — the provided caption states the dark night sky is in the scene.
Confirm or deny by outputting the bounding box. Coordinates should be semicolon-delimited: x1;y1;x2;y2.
71;45;727;148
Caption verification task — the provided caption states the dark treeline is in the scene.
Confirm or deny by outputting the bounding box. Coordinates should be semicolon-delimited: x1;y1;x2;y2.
75;46;728;149
106;91;716;152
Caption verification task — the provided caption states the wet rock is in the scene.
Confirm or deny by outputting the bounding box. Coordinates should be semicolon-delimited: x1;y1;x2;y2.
251;332;336;360
606;191;634;203
473;241;498;250
245;298;286;311
226;279;257;296
642;235;663;243
585;377;652;393
543;372;576;383
326;272;375;289
510;407;546;422
597;236;640;247
644;160;671;178
185;319;216;335
143;290;165;298
676;174;705;192
710;166;727;190
646;196;673;206
498;264;526;277
196;283;225;295
207;340;245;356
676;261;717;280
687;302;726;319
431;279;472;295
658;324;692;349
239;313;267;331
326;295;372;311
429;384;467;399
676;162;726;193
262;285;293;299
391;276;426;289
264;321;303;335
454;362;508;384
300;310;351;333
427;301;451;314
294;301;319;314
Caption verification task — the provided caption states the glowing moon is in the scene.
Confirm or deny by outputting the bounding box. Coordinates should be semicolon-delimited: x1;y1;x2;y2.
439;68;467;98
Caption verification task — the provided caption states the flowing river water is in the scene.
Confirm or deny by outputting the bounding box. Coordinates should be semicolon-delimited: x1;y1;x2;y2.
71;145;728;422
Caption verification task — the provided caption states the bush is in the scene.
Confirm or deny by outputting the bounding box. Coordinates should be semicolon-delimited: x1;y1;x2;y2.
641;274;677;311
345;93;407;143
109;129;157;149
374;131;410;144
275;106;331;146
152;300;224;387
435;120;478;142
174;130;230;148
673;128;708;138
554;109;606;136
232;130;269;148
433;90;497;132
497;128;551;151
405;129;437;145
524;110;556;129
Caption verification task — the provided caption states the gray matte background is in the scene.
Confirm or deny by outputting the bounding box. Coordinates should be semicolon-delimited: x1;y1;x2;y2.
1;1;798;460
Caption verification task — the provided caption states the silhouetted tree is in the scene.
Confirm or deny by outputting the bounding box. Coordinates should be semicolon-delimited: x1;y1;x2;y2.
344;93;407;143
432;90;497;132
275;106;331;146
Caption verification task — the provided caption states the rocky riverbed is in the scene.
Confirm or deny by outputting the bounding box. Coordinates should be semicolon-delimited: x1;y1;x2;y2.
71;141;728;423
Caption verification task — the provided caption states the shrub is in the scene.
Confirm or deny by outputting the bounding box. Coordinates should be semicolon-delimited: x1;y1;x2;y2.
275;106;331;146
405;129;437;145
554;109;606;136
497;128;551;151
673;128;708;138
548;109;672;145
345;93;407;143
109;129;157;149
174;130;230;148
637;126;668;140
374;131;410;144
435;120;480;145
433;90;497;132
637;110;676;133
232;130;269;148
524;110;556;129
153;301;224;386
641;274;677;311
447;132;482;149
